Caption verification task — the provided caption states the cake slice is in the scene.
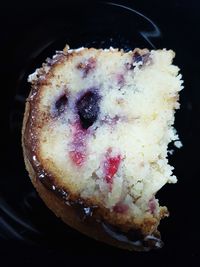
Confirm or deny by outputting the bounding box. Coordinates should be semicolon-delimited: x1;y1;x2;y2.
22;46;183;251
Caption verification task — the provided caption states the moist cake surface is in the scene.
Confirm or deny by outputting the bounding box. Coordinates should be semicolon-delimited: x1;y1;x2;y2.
22;46;183;251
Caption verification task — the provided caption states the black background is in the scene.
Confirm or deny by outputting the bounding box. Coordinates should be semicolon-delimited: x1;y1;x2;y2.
1;0;200;266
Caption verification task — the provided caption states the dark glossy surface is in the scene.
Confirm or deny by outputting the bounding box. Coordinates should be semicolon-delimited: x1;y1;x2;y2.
1;0;200;266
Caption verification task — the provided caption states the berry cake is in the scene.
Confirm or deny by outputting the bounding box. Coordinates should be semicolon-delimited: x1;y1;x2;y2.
22;46;183;251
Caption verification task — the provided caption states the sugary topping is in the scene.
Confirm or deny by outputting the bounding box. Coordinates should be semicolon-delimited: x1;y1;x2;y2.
113;202;129;214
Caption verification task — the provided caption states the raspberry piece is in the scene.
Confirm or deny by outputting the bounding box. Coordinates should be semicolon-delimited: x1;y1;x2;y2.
113;203;129;214
103;150;121;191
116;73;125;86
148;197;157;214
69;123;87;166
69;151;85;166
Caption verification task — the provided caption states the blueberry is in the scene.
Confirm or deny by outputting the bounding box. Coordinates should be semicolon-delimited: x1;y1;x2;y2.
76;89;100;129
54;94;68;117
133;52;143;63
133;52;151;64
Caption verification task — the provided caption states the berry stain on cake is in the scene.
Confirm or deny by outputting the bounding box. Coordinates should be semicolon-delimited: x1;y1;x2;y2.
22;46;183;251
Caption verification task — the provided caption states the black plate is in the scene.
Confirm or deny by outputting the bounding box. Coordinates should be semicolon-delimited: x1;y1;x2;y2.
1;0;200;266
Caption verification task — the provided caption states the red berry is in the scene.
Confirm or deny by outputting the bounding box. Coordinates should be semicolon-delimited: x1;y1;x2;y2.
69;122;87;167
113;202;129;213
148;197;156;214
104;149;121;191
116;73;125;86
69;151;85;166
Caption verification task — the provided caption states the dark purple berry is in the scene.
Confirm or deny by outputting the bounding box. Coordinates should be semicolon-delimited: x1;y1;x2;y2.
76;89;100;129
125;52;150;71
54;94;68;117
133;52;143;63
141;52;151;64
133;52;151;65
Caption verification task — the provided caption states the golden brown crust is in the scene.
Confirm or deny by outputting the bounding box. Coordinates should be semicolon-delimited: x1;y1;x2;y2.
22;47;168;251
